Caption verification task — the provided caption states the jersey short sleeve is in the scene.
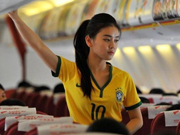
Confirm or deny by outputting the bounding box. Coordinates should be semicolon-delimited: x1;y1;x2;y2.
51;56;77;82
123;74;142;110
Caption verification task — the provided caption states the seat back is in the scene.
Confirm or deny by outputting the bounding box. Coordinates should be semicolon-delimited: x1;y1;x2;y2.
54;95;69;117
28;123;87;135
5;89;16;98
21;92;31;104
24;128;37;135
45;96;56;115
36;95;49;112
0;118;5;135
15;91;26;100
26;93;40;107
4;122;26;135
150;112;176;135
36;111;47;115
4;110;49;135
176;122;180;135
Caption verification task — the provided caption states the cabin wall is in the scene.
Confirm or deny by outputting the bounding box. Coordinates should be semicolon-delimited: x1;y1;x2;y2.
0;45;21;89
25;39;75;89
112;45;180;93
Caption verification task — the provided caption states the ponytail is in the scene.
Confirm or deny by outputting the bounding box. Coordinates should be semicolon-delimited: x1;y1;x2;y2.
73;20;93;99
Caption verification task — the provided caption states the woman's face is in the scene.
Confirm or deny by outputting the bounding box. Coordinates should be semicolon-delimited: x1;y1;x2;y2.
0;89;6;103
90;26;120;60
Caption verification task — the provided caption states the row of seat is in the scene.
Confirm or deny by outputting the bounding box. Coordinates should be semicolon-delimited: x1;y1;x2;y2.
0;109;48;135
5;89;180;135
0;110;92;135
6;89;69;117
139;93;180;104
0;104;120;135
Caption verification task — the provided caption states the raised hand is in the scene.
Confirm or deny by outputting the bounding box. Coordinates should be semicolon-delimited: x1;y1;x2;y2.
8;10;19;19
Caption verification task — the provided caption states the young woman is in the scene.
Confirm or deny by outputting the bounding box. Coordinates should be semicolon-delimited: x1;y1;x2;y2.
8;11;143;134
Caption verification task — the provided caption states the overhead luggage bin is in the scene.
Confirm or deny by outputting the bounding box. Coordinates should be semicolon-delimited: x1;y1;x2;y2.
0;0;36;15
65;1;88;36
126;0;154;26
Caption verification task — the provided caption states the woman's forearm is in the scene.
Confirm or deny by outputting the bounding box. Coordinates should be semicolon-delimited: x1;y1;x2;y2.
126;118;143;135
8;11;58;72
9;15;44;52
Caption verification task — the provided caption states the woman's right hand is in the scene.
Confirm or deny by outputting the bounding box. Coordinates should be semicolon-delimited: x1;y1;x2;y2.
8;10;19;19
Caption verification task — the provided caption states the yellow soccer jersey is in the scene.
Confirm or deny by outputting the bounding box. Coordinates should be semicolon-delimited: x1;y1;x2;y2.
52;56;142;125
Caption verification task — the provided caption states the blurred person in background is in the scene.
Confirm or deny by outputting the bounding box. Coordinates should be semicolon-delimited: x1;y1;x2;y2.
0;98;26;106
0;84;7;103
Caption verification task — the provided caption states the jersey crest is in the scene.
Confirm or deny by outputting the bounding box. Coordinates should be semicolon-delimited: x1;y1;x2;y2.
116;88;123;103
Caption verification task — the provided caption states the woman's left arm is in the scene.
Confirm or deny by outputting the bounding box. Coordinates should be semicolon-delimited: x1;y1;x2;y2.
126;107;143;135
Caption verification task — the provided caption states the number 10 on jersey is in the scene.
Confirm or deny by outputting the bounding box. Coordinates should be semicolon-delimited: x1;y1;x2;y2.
91;103;106;120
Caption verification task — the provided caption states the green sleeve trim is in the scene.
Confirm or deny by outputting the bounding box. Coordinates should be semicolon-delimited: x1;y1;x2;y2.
125;101;142;110
51;56;61;77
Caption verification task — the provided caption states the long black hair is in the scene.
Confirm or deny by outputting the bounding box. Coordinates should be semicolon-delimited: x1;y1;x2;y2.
73;13;121;99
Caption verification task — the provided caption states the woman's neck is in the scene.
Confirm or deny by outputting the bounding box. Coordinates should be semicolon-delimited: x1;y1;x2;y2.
87;55;107;74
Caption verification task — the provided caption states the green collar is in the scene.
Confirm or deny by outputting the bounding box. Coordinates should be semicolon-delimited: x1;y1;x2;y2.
90;62;112;98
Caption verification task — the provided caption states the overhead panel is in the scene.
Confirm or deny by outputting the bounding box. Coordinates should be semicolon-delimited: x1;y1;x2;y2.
57;6;71;37
93;0;127;26
0;0;36;15
81;0;100;20
19;1;54;16
126;0;154;26
38;9;59;39
41;8;63;39
50;0;75;7
153;0;180;21
65;0;88;36
115;0;127;26
0;0;75;17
